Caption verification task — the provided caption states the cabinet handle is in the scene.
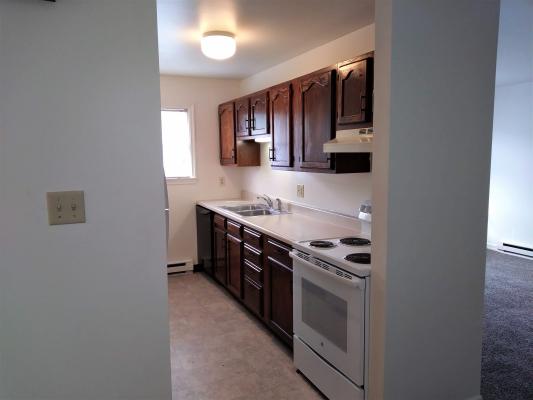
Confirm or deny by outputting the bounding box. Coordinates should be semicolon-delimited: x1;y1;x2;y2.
360;94;367;112
244;119;249;129
231;148;235;159
268;148;273;161
251;118;256;130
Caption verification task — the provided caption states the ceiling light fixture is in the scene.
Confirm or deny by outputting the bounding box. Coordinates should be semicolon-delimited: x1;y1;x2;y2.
201;31;236;60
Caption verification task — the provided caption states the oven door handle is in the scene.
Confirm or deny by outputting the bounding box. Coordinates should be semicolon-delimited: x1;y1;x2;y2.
290;252;365;290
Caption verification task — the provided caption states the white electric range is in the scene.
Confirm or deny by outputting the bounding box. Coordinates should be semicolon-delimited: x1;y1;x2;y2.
290;236;371;400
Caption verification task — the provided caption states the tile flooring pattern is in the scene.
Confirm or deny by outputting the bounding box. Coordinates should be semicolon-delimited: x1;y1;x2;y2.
169;272;324;400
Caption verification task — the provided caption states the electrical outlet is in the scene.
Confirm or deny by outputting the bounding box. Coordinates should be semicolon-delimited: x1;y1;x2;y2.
296;184;305;198
219;176;226;186
46;190;86;225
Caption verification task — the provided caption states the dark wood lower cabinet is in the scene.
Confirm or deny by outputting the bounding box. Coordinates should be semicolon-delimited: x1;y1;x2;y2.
213;226;227;285
210;214;293;347
227;233;243;298
265;255;293;346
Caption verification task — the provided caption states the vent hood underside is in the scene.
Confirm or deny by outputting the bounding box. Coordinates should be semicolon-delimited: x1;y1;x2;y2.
323;129;373;153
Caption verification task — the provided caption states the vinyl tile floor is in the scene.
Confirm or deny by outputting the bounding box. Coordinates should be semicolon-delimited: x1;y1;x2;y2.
168;272;325;400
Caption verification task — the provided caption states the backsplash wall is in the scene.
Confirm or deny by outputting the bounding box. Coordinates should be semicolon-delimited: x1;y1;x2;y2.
239;24;375;216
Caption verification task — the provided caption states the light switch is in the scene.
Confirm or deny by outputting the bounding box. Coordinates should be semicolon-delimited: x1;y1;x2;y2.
46;191;86;225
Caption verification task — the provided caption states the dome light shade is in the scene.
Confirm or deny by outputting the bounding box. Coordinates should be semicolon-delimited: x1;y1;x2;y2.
201;31;236;60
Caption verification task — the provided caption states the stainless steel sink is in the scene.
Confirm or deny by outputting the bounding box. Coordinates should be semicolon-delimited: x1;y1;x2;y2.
236;209;280;217
221;204;269;212
221;203;289;217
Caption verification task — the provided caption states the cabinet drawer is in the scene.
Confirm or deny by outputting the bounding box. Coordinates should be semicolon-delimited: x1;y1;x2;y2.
213;214;226;229
226;220;242;237
243;277;263;317
243;227;262;249
265;238;292;268
243;244;262;268
244;259;262;284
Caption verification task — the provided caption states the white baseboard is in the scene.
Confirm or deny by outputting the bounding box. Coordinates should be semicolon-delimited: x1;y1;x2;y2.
167;259;193;274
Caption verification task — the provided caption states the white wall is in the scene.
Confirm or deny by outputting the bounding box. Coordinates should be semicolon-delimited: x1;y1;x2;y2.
487;0;533;249
370;1;499;399
238;25;375;216
160;75;242;264
0;1;171;399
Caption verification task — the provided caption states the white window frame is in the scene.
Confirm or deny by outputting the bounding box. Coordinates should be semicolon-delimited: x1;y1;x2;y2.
162;106;197;185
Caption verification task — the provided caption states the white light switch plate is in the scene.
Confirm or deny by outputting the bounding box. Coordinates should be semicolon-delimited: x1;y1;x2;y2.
297;184;305;198
46;191;86;225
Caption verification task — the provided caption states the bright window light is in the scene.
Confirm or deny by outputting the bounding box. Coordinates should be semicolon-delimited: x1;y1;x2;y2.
161;109;195;180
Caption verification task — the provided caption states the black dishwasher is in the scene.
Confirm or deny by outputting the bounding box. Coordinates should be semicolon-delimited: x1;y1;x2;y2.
196;205;213;276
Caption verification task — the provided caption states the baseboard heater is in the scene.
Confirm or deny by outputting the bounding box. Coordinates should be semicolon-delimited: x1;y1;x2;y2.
167;259;194;274
498;242;533;259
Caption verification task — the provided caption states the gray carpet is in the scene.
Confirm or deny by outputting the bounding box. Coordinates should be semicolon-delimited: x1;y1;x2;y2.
481;250;533;400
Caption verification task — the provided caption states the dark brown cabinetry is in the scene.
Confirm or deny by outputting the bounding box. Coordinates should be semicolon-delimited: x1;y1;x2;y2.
213;226;227;285
218;51;374;173
337;54;373;129
209;214;293;346
295;68;336;171
218;102;236;165
269;83;293;167
250;91;269;136
235;98;250;138
218;102;261;167
227;232;243;298
264;238;293;346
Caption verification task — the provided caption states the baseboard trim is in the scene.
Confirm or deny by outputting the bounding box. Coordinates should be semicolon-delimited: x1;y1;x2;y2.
167;259;193;274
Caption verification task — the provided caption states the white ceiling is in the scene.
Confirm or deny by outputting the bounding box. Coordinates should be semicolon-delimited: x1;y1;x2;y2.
157;0;374;78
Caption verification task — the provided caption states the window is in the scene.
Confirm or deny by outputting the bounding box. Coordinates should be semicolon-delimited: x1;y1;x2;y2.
161;108;196;181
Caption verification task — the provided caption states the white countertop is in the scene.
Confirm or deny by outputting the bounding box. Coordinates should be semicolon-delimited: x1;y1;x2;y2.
197;199;368;246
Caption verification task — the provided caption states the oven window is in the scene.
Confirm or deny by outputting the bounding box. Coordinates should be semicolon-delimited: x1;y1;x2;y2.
302;278;348;352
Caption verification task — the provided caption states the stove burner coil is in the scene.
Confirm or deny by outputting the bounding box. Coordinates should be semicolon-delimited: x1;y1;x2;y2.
309;240;335;249
345;253;371;264
340;237;371;246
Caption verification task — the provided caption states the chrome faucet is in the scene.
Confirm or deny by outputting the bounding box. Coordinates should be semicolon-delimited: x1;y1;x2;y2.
257;194;273;208
275;198;282;211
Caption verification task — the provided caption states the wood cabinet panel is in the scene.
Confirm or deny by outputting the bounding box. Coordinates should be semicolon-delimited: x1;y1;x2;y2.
235;98;250;138
243;244;262;270
250;91;269;136
269;83;293;167
244;260;262;285
297;69;336;170
218;102;236;165
243;277;263;317
265;238;292;267
213;226;227;285
337;54;373;128
227;233;243;298
226;219;242;238
213;214;226;230
266;255;293;345
243;227;262;250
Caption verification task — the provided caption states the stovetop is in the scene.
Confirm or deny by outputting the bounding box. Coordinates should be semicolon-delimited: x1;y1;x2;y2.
293;237;372;276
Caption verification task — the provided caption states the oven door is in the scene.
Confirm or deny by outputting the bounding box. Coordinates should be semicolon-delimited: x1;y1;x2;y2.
291;253;366;386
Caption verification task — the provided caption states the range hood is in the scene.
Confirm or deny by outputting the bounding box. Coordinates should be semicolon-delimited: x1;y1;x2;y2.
323;127;373;153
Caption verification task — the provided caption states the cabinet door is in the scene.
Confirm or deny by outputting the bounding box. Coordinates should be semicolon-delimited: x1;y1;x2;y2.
250;92;269;136
213;227;227;285
297;69;335;170
267;256;293;345
227;233;243;298
269;84;293;167
218;102;236;165
235;98;250;138
337;57;373;126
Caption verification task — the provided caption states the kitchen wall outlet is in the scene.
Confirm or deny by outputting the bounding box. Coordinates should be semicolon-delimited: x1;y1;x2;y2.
296;184;305;198
46;191;86;225
218;176;225;186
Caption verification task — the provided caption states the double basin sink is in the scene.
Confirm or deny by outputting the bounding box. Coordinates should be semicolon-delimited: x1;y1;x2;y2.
221;203;289;217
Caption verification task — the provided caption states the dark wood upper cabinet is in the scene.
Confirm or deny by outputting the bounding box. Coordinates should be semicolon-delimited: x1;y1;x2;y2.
269;83;293;168
235;98;250;138
250;91;269;136
296;69;336;171
218;102;236;165
227;233;243;299
337;54;374;128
